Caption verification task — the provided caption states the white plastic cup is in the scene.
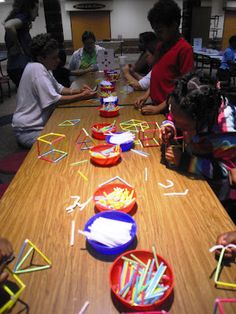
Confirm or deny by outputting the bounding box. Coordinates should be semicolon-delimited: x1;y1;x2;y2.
119;55;127;66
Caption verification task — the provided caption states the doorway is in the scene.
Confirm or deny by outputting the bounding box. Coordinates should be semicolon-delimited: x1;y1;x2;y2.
70;11;111;50
222;11;236;50
191;7;211;47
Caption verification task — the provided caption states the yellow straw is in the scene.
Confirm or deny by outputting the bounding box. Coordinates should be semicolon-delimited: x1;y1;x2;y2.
78;170;88;181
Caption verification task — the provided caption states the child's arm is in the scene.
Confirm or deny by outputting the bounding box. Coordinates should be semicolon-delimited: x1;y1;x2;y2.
0;238;13;283
0;238;13;258
141;101;167;115
164;146;221;179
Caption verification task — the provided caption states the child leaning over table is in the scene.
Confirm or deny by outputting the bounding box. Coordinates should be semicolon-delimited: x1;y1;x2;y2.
160;73;236;203
12;33;97;149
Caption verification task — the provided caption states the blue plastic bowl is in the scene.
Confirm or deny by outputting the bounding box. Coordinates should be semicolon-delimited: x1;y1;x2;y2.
106;133;134;152
84;210;137;255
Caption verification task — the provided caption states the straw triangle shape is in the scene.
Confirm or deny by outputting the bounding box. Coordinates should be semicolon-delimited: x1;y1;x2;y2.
13;239;52;274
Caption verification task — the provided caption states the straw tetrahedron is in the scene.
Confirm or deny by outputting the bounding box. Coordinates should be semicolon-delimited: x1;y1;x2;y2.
13;239;52;274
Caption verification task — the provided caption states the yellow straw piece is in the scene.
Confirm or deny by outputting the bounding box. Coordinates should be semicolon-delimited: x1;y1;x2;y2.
78;170;88;181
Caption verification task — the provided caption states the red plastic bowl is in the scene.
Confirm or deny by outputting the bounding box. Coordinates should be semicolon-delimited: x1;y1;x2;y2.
100;85;115;93
100;107;120;117
90;144;121;167
110;250;174;311
91;123;117;140
93;183;136;213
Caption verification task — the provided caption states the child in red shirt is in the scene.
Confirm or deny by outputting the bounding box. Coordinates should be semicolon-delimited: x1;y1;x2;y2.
135;0;194;115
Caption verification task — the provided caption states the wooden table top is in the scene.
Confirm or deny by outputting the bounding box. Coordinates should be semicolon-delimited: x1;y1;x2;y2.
0;89;235;314
70;71;145;106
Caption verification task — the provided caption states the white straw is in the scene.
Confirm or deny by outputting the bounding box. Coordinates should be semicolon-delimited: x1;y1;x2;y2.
131;149;149;158
158;180;174;189
163;189;189;196
98;176;118;187
70;220;75;246
79;196;92;211
144;167;148;181
116;176;133;187
209;244;236;252
82;128;89;136
78;301;89;314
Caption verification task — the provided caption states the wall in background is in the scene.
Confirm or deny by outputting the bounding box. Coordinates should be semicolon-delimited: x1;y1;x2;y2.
4;0;234;46
60;0;183;41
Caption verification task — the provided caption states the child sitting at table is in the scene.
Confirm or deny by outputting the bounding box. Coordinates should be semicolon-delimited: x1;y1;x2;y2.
122;35;158;91
0;238;13;283
217;35;236;83
12;33;97;149
160;73;236;203
216;231;236;258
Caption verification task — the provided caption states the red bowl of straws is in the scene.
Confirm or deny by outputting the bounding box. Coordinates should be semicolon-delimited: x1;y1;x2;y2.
110;249;174;310
91;123;117;140
89;144;121;166
93;183;136;213
100;85;115;93
100;107;120;118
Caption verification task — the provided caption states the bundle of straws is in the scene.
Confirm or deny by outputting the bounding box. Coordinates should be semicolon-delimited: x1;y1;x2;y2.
79;217;133;247
90;146;120;159
95;187;135;209
109;132;135;145
92;122;116;134
116;252;170;305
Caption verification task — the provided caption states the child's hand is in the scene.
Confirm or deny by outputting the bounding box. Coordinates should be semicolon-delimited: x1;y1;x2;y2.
165;145;181;167
141;105;159;115
0;238;13;259
122;64;130;73
81;84;93;92
134;95;148;109
160;126;175;144
80;89;97;100
216;231;236;258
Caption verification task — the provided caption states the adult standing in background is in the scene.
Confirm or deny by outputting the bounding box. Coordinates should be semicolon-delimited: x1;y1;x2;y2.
4;0;39;87
69;31;105;77
135;0;194;115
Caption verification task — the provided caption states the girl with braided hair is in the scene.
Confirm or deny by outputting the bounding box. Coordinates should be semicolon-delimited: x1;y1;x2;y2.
161;73;236;202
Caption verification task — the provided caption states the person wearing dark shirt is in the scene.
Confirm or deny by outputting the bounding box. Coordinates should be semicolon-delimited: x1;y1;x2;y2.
4;0;39;87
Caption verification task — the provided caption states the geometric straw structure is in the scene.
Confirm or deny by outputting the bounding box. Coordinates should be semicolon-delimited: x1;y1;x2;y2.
213;246;236;289
37;132;68;163
0;267;26;314
13;239;52;274
138;121;160;147
120;119;149;134
76;128;95;151
58;119;80;127
213;298;236;314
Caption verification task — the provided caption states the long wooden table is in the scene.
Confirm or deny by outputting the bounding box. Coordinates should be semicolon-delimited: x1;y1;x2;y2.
0;79;235;313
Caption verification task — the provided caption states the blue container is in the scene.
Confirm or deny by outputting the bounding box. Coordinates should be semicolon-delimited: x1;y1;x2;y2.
84;210;137;255
106;132;134;152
